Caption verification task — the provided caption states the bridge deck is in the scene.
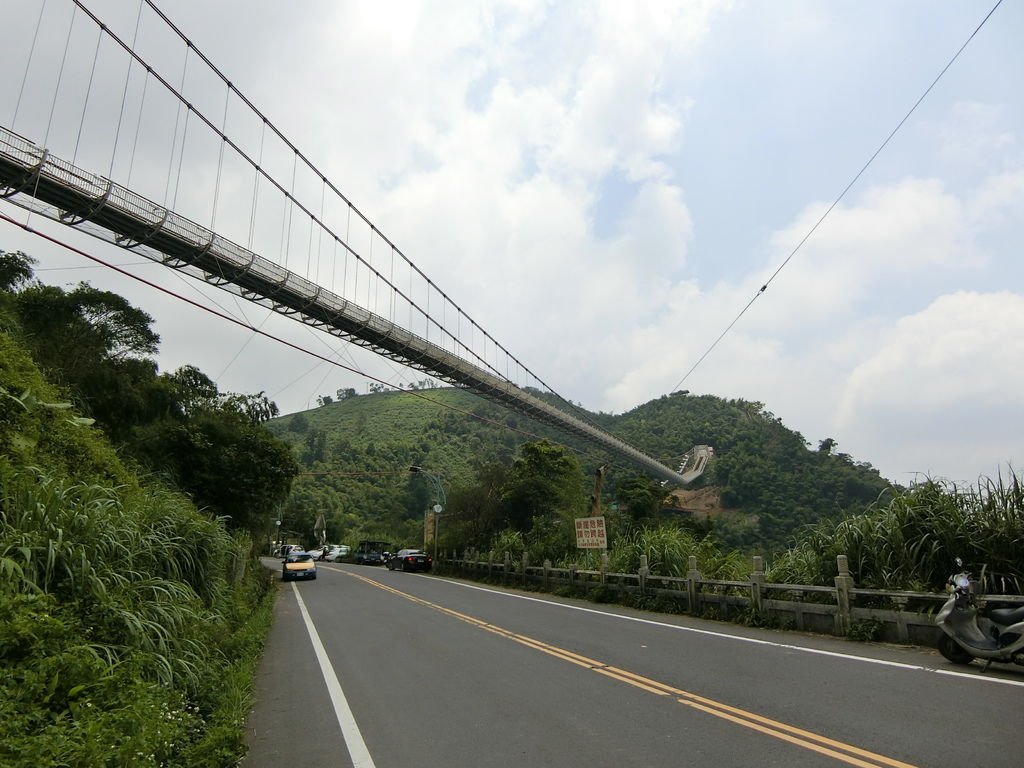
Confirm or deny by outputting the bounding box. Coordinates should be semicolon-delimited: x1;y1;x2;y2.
0;124;691;485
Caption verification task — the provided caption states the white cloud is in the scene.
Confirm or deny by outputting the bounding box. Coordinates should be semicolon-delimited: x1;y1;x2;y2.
838;291;1024;420
4;0;1024;488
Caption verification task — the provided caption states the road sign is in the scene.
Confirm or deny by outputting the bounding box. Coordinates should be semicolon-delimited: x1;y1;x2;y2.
574;516;607;549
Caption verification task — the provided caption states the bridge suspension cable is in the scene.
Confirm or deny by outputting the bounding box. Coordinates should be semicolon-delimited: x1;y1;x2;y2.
1;0;693;484
0;126;692;484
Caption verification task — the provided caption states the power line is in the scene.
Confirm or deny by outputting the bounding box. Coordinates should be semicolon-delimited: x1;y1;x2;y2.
670;0;1004;394
0;208;581;455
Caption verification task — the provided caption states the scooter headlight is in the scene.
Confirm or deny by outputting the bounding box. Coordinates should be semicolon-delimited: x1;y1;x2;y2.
953;574;971;590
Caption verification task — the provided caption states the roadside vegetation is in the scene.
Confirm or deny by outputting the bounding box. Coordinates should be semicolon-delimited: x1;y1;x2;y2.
272;374;1021;595
1;250;294;765
4;241;1018;765
270;386;894;553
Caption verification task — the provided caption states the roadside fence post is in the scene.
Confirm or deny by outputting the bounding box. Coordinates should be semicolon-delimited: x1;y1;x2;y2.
834;554;854;635
521;552;530;586
600;551;609;584
639;554;649;596
686;556;701;614
504;551;512;584
488;550;494;578
892;596;909;643
750;555;766;614
543;559;551;591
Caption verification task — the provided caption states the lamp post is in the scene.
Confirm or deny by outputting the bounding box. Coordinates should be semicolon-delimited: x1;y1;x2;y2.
409;466;445;561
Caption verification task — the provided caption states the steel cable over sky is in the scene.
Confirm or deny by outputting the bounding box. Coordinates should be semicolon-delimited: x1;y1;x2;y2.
668;0;1004;394
0;125;693;485
66;0;600;432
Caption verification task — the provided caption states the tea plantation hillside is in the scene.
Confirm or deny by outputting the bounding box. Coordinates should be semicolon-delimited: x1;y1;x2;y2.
267;387;893;550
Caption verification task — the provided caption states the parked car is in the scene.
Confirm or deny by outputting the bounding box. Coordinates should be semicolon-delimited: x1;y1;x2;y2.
387;549;433;572
278;543;304;558
282;552;317;581
354;540;390;565
322;544;351;562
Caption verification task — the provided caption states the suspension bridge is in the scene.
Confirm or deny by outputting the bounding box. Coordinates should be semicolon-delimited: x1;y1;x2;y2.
0;0;705;486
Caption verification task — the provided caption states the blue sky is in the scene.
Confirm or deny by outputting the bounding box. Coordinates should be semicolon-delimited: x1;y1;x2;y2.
1;0;1021;486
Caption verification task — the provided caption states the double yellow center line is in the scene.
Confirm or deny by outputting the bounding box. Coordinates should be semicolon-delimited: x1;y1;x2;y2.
346;570;917;768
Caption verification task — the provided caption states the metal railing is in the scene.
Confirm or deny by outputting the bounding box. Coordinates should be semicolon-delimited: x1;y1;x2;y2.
0;124;694;484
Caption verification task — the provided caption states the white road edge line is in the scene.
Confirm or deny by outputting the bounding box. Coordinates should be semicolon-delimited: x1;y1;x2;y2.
440;578;1024;689
291;583;377;768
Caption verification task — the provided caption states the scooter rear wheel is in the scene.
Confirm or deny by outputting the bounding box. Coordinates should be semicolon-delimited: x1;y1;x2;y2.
938;633;975;665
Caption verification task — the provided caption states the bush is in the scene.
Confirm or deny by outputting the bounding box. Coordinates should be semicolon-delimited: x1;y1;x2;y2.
0;467;274;767
846;619;885;643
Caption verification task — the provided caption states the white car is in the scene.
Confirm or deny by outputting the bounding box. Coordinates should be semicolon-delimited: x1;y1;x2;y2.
324;544;351;562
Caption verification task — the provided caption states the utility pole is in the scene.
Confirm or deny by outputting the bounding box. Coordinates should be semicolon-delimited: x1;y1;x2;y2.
409;466;446;561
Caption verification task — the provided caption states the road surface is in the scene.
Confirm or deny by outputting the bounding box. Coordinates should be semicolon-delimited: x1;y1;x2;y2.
242;561;1024;767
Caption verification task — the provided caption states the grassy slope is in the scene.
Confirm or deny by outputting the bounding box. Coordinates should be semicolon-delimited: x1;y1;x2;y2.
0;333;274;767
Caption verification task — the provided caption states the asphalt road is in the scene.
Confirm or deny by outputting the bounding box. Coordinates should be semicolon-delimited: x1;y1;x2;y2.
242;561;1024;767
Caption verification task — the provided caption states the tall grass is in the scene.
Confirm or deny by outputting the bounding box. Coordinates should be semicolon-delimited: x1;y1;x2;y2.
0;465;269;766
768;471;1024;592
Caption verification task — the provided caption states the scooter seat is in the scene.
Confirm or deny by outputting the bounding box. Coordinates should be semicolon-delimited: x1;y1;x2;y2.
988;605;1024;626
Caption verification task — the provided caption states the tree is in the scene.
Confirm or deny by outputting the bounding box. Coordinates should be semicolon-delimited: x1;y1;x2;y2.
131;407;299;532
302;429;328;464
317;394;334;407
614;472;671;523
444;463;509;549
11;281;163;442
0;251;37;332
500;440;584;531
0;250;37;291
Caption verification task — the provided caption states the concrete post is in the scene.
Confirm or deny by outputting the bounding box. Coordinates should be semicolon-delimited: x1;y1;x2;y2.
504;551;512;584
750;555;766;614
543;559;551;591
522;552;530;586
892;596;909;643
686;555;701;614
600;551;609;584
639;554;650;596
834;554;855;635
488;550;494;577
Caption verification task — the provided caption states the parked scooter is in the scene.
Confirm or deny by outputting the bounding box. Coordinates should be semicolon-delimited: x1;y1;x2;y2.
936;558;1024;669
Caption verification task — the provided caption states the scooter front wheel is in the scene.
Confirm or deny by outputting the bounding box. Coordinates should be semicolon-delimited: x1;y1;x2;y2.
937;633;975;665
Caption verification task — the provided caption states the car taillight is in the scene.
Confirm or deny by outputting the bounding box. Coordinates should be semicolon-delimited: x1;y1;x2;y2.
406;556;414;562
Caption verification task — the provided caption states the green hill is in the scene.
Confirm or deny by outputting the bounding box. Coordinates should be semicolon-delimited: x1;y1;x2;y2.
267;387;893;551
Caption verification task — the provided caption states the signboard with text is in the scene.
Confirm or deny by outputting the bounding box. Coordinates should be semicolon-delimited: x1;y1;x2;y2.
574;516;607;549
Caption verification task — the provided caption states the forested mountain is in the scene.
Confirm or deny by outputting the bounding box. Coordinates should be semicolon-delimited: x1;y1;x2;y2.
267;387;893;552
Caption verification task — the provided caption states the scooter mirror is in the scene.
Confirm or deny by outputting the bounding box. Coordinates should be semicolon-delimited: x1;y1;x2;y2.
954;557;963;568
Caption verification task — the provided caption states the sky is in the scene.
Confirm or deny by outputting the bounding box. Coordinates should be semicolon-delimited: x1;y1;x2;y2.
1;0;1021;487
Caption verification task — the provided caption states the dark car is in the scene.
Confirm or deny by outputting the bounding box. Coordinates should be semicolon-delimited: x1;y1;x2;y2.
354;540;390;565
387;549;433;572
282;552;317;581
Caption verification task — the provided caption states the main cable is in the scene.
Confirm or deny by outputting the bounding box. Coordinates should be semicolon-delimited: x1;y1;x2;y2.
0;208;577;454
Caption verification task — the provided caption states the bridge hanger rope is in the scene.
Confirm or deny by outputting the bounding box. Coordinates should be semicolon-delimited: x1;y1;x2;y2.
38;0;615;455
131;0;604;429
0;207;578;455
12;0;48;128
107;0;145;178
90;0;533;394
72;20;102;167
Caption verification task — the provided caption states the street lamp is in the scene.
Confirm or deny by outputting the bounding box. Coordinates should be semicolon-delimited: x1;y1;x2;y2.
409;466;445;560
